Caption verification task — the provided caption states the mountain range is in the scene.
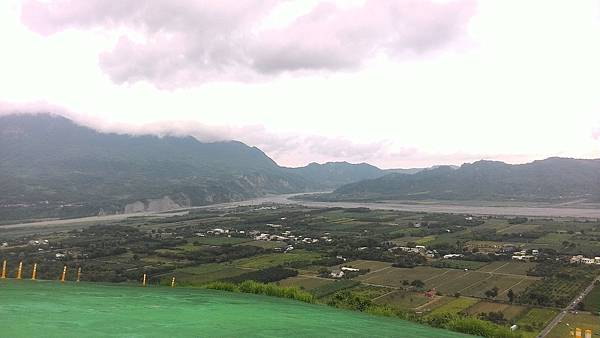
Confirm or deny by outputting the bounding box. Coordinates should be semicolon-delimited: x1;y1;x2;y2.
0;114;406;220
3;113;598;221
320;158;600;202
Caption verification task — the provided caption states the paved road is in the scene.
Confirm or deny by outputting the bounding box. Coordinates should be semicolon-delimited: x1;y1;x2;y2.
538;276;600;337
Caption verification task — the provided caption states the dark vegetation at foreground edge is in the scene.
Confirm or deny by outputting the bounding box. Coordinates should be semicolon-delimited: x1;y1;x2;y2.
5;204;600;337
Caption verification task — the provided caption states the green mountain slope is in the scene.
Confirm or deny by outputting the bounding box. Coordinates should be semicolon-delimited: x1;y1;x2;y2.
0;114;310;220
287;162;386;189
323;158;600;202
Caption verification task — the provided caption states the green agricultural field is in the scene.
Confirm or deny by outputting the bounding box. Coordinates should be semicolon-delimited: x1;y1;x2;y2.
418;296;456;312
547;313;599;338
357;266;448;287
434;271;492;296
415;236;437;245
532;233;572;248
243;240;287;249
519;277;592;308
347;284;393;299
498;223;541;234
516;308;559;337
430;259;489;270
493;262;537;276
190;236;253;246
423;269;470;290
336;259;392;272
460;275;536;299
476;261;507;273
428;297;479;316
173;263;248;284
374;290;431;309
582;284;600;313
275;276;333;290
234;251;322;269
311;279;359;298
464;301;528;321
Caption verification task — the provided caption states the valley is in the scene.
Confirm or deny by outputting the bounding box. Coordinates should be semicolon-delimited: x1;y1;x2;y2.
3;202;600;337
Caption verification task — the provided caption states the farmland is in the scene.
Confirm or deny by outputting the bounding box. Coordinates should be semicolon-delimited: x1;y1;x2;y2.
3;203;600;337
546;313;599;338
582;283;600;313
517;308;560;337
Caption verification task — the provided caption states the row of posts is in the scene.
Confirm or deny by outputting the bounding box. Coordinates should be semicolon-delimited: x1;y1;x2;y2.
141;273;176;287
0;259;80;282
1;260;176;287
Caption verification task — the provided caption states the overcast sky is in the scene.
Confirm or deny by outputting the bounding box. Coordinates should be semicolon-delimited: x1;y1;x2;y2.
1;0;600;168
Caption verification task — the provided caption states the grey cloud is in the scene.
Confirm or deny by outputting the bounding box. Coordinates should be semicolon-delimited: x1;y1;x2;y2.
21;0;475;87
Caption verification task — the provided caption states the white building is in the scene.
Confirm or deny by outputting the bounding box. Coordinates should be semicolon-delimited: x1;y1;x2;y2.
330;270;345;278
341;267;360;272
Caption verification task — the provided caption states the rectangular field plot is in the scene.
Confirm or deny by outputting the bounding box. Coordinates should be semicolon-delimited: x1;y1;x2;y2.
429;297;479;315
460;275;522;298
174;263;248;284
234;251;322;269
429;259;489;270
464;301;528;320
547;313;598;338
517;308;559;337
493;262;537;276
497;223;541;234
476;261;536;275
418;296;457;312
583;284;600;313
336;260;392;272
476;261;508;273
424;269;471;290
357;266;448;287
274;276;333;290
497;278;537;301
374;290;431;309
434;271;491;296
242;240;287;249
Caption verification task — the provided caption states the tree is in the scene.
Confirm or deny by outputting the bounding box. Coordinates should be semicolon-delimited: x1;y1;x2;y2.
507;289;515;303
485;286;499;299
411;279;425;289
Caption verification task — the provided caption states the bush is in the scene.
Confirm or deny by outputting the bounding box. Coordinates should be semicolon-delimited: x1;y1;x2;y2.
225;266;297;283
447;317;521;338
202;280;315;304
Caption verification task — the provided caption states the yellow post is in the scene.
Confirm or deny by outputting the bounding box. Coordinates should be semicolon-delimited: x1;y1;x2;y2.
76;267;81;282
171;276;176;287
16;261;23;279
585;329;592;338
142;273;147;287
60;265;67;282
576;328;582;338
31;263;37;280
1;260;6;279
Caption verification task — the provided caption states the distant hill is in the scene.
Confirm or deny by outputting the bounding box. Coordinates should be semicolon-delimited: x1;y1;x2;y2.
287;162;386;189
0;114;312;220
0;113;448;221
318;158;600;202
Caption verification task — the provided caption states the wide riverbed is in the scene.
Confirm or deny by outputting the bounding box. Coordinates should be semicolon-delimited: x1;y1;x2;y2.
4;193;600;231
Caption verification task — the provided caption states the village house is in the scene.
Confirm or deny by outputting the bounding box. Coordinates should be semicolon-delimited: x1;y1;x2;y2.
341;267;359;272
330;270;345;278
